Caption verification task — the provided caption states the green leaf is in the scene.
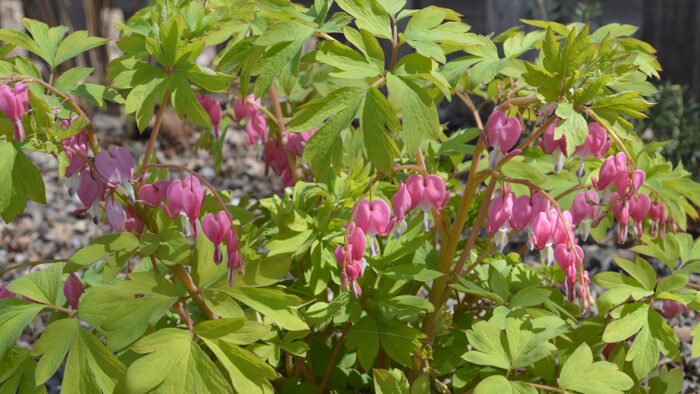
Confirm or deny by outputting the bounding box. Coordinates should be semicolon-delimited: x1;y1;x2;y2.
379;319;424;367
361;87;400;172
378;295;434;321
218;286;308;331
0;299;45;359
0;29;40;56
373;368;409;394
347;315;380;370
234;255;292;288
603;303;648;343
509;287;551;308
614;257;656;291
6;263;61;305
0;143;46;222
298;87;366;178
186;342;233;393
403;6;475;63
31;319;78;386
126;328;190;394
256;20;315;46
170;70;210;128
522;62;561;102
65;232;139;272
124;73;168;132
656;273;688;295
335;0;392;39
70;83;124;108
157;228;192;265
559;343;633;393
200;337;276;394
463;321;510;369
473;375;511;394
383;265;444;282
53;31;108;67
21;19;67;68
316;40;383;79
386;73;441;155
252;39;307;98
195;318;270;345
79;286;176;351
554;103;588;156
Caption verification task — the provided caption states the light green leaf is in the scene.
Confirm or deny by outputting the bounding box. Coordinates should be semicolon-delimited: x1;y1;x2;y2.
65;232;139;272
603;303;648;342
126;328;190;394
474;375;511;394
170;70;210;128
31;319;78;386
613;257;657;291
0;299;45;359
559;343;633;393
200;337;276;394
6;263;61;305
256;20;315;46
463;321;510;369
54;31;108;67
219;286;308;331
373;368;409;394
361;86;400;172
386;73;441;155
195;318;269;345
335;0;392;39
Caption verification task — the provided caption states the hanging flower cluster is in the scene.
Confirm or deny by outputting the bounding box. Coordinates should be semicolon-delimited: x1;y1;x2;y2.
335;173;450;297
483;112;669;306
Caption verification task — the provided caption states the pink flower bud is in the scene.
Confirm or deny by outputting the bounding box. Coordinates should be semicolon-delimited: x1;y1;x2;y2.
285;128;317;156
406;174;449;212
75;170;106;223
138;179;172;207
611;193;630;243
552;210;574;246
105;195;127;231
124;206;144;235
163;176;205;238
531;211;553;251
629;193;651;236
0;282;15;299
356;199;392;255
538;118;568;173
196;95;222;139
509;195;533;232
246;112;268;146
485;111;522;168
392;182;412;237
660;300;689;320
0;83;29;141
202;211;231;264
63;273;84;309
95;146;136;203
632;170;646;194
225;227;244;286
573;122;610;177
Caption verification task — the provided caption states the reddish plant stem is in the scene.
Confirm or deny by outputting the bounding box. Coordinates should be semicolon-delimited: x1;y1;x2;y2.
524;382;567;393
390;22;399;71
315;325;350;394
169;264;216;320
268;86;301;183
137;90;171;181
